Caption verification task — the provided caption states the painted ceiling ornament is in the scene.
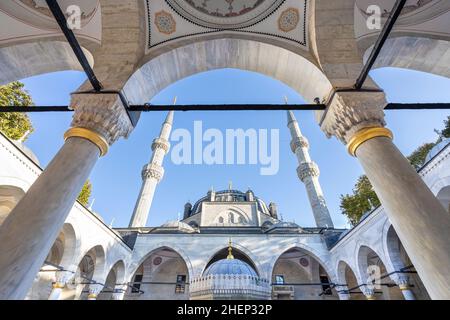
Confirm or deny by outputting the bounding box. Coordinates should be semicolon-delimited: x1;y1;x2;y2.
17;0;97;22
278;7;299;32
165;0;286;29
155;10;177;35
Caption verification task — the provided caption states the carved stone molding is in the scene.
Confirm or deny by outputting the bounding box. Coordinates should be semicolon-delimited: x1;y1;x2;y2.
69;93;134;146
141;163;164;181
151;137;170;154
290;136;309;153
320;91;387;144
297;162;319;181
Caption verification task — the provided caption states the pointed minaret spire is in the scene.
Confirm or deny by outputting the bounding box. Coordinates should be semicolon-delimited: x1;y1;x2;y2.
287;110;334;228
128;109;175;227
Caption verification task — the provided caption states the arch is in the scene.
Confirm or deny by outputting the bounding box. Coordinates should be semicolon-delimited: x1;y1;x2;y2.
336;260;365;300
383;224;431;300
202;246;259;276
356;244;389;284
128;244;194;282
0;185;25;225
98;260;126;301
0;41;93;85
127;246;191;300
58;223;78;268
268;243;334;281
201;242;263;277
356;244;406;300
363;37;450;79
110;260;126;285
123;38;333;105
271;246;337;300
72;245;106;300
436;185;450;212
382;222;408;272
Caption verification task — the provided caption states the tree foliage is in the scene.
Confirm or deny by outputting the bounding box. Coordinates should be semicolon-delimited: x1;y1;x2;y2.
339;175;381;226
77;180;92;206
407;143;436;170
440;116;450;139
340;118;449;226
0;81;34;141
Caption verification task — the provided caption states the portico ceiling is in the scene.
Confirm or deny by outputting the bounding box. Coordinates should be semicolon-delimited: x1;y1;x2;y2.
146;0;308;52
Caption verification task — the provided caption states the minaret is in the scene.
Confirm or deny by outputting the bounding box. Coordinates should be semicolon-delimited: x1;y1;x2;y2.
128;111;174;227
287;110;334;228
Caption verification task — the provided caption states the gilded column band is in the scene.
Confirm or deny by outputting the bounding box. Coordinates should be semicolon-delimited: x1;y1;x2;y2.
347;127;393;156
64;127;109;156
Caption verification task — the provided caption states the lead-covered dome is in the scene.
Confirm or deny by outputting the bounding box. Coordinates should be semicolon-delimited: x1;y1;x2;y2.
204;258;258;277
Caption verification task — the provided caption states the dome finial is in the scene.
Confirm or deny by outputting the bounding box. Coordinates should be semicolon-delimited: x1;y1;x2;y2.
227;238;234;260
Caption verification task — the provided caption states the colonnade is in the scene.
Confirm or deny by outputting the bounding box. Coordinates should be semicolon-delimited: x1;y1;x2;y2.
0;87;449;300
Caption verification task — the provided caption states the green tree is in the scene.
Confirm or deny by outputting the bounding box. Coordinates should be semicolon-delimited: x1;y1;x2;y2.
0;81;34;141
340;175;381;226
407;143;436;170
77;180;92;206
440;116;450;139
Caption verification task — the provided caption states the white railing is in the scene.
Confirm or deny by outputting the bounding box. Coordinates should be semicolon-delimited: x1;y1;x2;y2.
190;274;271;299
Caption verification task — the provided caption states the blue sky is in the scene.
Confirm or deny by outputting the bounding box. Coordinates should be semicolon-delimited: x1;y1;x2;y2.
20;67;450;229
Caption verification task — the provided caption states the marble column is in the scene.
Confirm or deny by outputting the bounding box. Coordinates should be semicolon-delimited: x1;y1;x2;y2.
0;93;134;300
48;270;75;300
321;91;450;300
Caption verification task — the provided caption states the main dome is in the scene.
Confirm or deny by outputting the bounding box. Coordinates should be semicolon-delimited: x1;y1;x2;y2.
204;258;258;277
165;0;285;29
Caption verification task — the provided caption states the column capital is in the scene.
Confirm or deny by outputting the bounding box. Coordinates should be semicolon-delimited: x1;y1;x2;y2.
320;91;387;144
392;274;411;290
67;92;134;155
53;270;75;288
88;283;104;299
362;286;376;300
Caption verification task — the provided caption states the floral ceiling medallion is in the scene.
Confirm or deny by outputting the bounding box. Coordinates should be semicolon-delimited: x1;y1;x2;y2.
155;10;177;35
278;7;299;32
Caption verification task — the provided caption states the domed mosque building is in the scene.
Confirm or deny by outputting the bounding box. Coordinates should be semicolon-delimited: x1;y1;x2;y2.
1;110;447;300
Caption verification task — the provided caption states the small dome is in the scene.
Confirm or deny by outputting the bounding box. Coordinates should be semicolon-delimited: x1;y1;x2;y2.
204;258;258;277
13;141;40;166
267;221;299;230
160;220;196;233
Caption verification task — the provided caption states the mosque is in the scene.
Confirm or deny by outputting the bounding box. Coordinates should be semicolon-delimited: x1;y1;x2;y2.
0;0;449;300
1;109;448;300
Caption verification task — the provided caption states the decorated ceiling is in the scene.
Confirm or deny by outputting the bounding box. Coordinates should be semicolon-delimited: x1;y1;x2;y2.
0;0;101;45
147;0;308;52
